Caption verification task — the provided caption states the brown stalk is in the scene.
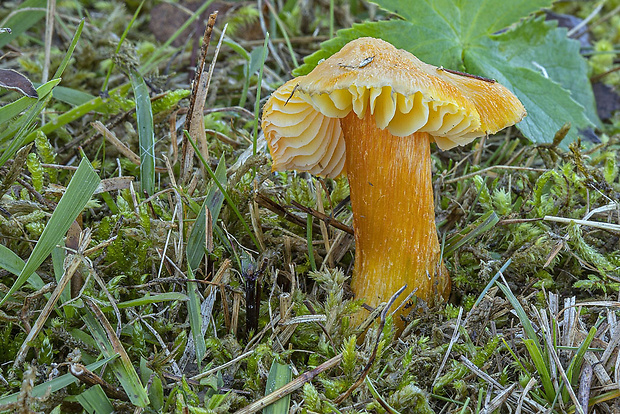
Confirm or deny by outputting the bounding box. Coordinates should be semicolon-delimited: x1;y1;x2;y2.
181;12;218;184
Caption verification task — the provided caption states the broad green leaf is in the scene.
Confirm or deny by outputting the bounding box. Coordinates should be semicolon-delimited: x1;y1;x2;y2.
293;0;595;147
489;18;599;129
465;37;594;145
264;361;292;414
130;70;155;195
75;385;115;414
0;158;100;306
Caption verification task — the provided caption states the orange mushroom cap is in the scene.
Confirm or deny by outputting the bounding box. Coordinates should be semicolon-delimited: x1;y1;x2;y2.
262;37;526;177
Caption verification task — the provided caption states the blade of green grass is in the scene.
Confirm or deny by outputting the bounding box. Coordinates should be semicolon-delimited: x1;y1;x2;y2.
263;361;293;414
75;384;115;414
51;85;96;106
263;2;298;68
51;18;84;79
0;0;47;49
523;338;557;403
252;33;269;156
100;292;188;312
38;83;132;136
0;85;53;167
129;70;155;195
185;131;261;250
0;157;100;306
307;214;316;271
0;356;115;406
0;19;84;166
0;79;60;124
498;280;556;403
444;211;499;257
83;298;149;407
187;156;227;270
187;266;207;368
52;244;74;318
0;244;45;291
562;326;596;402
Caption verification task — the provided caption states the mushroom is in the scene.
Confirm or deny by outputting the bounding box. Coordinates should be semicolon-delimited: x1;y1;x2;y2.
261;37;525;323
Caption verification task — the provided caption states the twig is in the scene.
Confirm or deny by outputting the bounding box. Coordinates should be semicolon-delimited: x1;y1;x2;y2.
291;200;354;235
232;354;342;414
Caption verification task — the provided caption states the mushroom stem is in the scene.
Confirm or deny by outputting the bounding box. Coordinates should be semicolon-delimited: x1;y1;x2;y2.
341;111;450;322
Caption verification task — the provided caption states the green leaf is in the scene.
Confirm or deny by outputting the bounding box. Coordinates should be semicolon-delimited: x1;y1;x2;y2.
0;158;100;306
0;0;47;49
83;299;149;407
75;384;115;414
263;361;292;414
0;245;44;291
294;0;595;147
489;18;599;129
0;19;83;166
130;70;155;195
140;357;164;411
100;292;188;312
187;266;207;368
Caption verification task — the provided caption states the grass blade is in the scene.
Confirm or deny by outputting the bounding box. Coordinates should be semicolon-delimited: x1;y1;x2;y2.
0;357;115;406
252;33;269;157
443;211;499;257
130;69;155;195
523;338;556;403
0;244;44;291
0;157;100;306
187;156;227;270
51;18;84;79
187;266;207;367
185;131;261;250
75;384;115;414
0;79;59;125
102;1;144;91
264;361;293;414
100;292;188;312
0;0;46;49
83;298;149;407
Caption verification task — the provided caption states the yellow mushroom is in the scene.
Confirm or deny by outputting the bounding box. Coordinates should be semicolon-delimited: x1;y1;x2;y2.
261;37;526;324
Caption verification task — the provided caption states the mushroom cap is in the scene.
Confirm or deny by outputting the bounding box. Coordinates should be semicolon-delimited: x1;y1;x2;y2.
262;37;526;178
